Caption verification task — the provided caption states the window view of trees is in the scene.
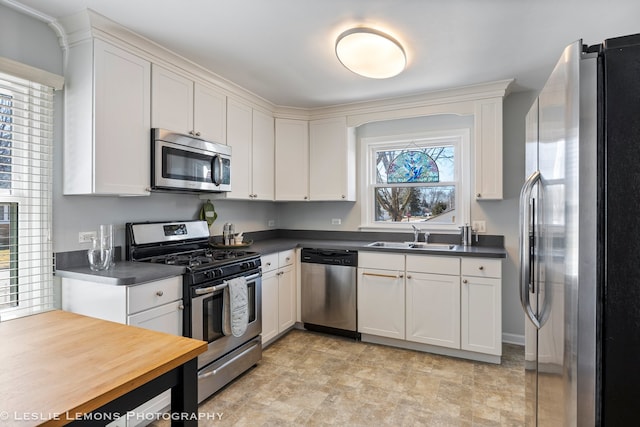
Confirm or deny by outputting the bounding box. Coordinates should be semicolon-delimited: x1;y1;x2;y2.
374;146;455;223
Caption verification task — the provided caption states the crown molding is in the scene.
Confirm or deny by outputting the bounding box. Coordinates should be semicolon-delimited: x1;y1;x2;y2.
51;8;514;122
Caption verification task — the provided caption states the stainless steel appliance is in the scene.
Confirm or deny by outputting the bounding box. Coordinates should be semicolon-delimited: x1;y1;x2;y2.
519;34;640;425
301;248;358;339
151;128;231;193
126;220;261;403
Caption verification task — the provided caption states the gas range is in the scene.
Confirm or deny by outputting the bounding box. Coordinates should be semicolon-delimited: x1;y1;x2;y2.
125;220;263;403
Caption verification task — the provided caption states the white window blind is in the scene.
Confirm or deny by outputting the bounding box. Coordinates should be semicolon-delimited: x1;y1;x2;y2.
0;69;55;320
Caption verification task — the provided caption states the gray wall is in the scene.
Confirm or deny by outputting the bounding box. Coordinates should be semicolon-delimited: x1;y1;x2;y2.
3;4;532;339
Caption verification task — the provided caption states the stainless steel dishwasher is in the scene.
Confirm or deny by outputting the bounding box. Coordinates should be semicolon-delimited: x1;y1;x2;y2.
301;248;359;339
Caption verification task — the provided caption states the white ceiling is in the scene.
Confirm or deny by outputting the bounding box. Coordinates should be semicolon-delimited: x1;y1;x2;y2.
7;0;640;109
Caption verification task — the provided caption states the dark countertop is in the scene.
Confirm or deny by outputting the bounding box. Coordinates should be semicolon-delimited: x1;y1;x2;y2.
55;261;186;286
55;231;506;285
250;237;507;259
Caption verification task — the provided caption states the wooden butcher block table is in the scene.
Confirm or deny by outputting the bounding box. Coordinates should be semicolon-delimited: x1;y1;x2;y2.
0;310;206;426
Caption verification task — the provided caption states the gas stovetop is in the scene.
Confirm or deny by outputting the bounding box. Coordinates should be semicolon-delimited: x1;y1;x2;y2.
146;248;259;270
126;220;261;283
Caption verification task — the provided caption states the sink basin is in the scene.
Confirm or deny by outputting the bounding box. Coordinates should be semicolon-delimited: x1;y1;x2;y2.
406;242;456;250
366;241;413;249
366;241;455;250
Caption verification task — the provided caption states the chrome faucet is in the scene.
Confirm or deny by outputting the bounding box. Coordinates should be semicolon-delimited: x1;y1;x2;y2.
411;224;421;242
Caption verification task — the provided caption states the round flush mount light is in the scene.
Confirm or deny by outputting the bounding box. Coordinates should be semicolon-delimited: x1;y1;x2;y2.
335;27;407;79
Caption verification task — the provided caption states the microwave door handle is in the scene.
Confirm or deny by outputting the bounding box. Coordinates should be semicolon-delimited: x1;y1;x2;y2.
519;170;541;329
211;154;223;186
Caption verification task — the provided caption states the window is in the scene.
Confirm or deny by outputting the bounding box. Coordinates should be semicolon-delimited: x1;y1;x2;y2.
361;129;470;231
0;67;56;320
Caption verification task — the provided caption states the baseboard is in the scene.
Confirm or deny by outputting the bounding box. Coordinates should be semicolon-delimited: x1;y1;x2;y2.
502;332;525;346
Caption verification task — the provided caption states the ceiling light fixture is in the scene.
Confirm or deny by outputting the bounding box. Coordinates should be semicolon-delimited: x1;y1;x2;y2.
335;27;406;79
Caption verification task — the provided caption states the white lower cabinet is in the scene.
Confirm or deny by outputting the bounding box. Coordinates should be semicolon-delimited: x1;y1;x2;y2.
406;255;461;349
358;251;502;362
261;249;296;344
62;276;184;427
461;258;502;356
406;272;460;348
357;252;405;340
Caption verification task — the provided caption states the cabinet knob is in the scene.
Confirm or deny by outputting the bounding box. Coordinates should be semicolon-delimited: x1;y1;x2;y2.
266;262;271;267
479;266;484;270
463;279;468;284
341;195;346;199
285;257;290;262
304;196;308;200
406;274;412;279
476;193;482;198
195;131;201;137
399;274;404;278
178;304;184;310
156;290;164;297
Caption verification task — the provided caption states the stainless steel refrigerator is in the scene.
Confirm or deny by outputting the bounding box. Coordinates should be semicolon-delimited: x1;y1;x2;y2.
520;33;640;426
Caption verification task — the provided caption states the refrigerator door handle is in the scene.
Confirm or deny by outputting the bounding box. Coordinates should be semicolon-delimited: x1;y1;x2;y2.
519;170;542;329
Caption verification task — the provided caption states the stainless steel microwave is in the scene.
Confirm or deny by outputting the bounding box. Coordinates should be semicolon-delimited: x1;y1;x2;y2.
151;128;231;193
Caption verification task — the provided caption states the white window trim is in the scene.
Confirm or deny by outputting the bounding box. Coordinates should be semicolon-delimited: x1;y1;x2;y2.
0;68;56;320
359;129;471;233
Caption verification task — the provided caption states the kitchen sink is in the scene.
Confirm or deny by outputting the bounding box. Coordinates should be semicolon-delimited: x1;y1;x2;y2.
406;242;456;250
367;241;413;248
366;241;455;250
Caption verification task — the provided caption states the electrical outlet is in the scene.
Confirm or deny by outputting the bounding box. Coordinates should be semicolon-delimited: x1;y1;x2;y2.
331;218;342;225
267;219;275;227
78;231;97;243
472;220;486;233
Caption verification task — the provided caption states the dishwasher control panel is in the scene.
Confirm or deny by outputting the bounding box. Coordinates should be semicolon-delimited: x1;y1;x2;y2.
301;248;358;266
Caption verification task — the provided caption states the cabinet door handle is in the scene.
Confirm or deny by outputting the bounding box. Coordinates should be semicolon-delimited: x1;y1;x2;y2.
362;272;400;279
156;290;164;297
463;279;468;284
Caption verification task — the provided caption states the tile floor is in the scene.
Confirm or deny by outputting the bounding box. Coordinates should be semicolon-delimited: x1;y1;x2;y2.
155;329;525;426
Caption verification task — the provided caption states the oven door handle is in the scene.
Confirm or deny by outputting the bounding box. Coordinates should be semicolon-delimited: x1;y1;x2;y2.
193;272;261;295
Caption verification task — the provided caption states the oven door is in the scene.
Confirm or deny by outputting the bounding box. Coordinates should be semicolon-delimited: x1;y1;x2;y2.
153;138;231;192
191;271;261;368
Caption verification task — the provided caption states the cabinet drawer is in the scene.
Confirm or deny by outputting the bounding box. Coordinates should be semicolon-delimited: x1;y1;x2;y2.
128;300;184;336
461;258;502;278
128;276;182;314
261;253;279;273
406;255;460;275
279;249;295;267
359;251;405;271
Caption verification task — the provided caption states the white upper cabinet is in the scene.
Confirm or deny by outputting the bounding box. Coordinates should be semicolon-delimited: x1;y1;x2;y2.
64;38;151;196
309;116;356;201
251;109;275;200
193;82;227;144
226;99;274;200
226;99;252;199
151;64;226;143
275;118;309;201
474;97;503;200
